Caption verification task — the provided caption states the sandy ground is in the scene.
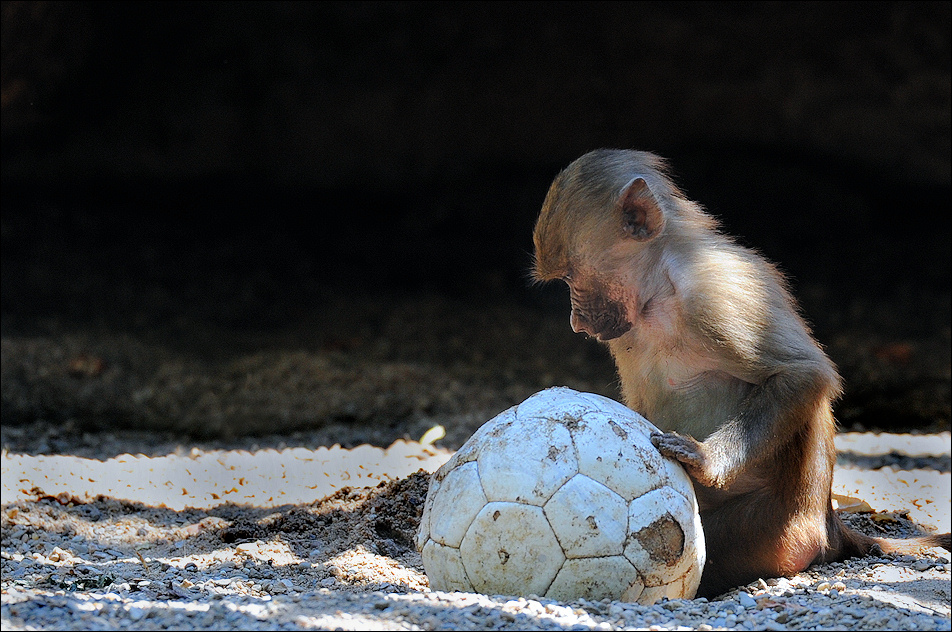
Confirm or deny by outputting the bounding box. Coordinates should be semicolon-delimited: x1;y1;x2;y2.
1;413;950;632
4;430;947;528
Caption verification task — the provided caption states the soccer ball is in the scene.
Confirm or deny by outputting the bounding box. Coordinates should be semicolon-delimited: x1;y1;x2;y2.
415;387;705;604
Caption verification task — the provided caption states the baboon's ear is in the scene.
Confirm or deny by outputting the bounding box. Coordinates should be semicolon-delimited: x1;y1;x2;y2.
619;177;664;241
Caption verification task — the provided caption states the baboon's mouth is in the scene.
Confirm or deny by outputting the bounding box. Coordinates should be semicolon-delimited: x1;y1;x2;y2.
593;320;632;341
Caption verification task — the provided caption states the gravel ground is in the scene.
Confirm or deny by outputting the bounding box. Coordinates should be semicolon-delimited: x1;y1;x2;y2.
1;425;949;631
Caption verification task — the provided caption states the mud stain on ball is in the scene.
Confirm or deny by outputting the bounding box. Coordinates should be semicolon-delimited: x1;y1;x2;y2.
634;513;685;565
608;420;628;440
558;414;585;432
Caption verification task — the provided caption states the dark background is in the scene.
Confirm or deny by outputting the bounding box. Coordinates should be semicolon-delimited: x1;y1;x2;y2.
1;1;949;447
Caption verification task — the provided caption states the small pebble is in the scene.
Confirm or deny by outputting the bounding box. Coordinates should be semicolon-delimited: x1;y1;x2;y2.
128;607;146;621
738;592;757;608
236;543;259;556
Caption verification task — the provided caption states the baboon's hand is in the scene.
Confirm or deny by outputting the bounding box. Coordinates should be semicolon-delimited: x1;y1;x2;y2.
651;431;722;488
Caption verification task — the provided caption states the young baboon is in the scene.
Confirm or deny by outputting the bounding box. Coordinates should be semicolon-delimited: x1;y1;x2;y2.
532;149;951;597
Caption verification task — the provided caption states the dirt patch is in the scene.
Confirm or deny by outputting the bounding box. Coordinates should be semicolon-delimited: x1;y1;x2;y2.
219;472;429;562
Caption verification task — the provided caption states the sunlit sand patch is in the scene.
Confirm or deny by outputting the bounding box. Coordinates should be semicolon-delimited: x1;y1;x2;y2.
1;440;453;510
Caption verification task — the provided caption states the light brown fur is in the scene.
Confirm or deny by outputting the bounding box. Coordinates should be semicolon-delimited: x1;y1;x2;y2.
533;149;950;597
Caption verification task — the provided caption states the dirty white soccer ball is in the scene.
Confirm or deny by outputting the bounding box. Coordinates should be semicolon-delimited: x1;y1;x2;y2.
415;387;705;604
